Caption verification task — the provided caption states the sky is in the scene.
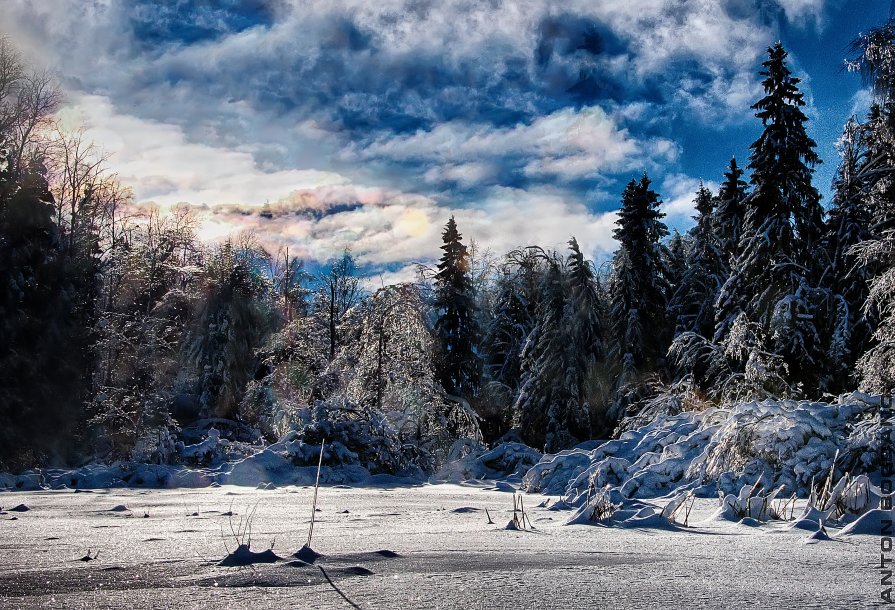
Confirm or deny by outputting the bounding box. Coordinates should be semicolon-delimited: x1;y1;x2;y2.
2;0;892;283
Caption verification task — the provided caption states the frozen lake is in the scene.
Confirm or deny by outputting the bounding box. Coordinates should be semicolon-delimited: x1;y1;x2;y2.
0;484;880;609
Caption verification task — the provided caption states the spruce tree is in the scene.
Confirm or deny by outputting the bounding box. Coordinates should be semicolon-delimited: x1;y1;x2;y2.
822;118;874;389
482;250;540;394
714;157;748;271
848;19;895;393
433;217;481;398
609;175;670;384
664;229;689;303
746;43;823;261
715;43;829;393
0;160;86;468
561;237;605;439
513;240;603;452
514;250;566;449
669;184;725;341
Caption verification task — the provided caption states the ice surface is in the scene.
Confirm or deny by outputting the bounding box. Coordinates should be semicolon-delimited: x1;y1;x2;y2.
0;485;875;609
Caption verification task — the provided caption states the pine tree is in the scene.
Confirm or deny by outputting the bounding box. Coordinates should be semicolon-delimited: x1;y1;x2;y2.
560;237;605;439
848;19;895;393
715;43;829;393
513;245;600;452
0;159;86;468
746;43;824;262
714;157;748;271
514;251;566;448
822;118;874;390
669;184;725;342
664;229;689;303
848;20;895;233
433;217;481;398
482;249;540;393
609;175;671;379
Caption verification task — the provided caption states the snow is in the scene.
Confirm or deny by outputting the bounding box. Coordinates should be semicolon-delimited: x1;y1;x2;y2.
838;509;895;536
0;485;876;608
432;441;542;483
522;395;880;506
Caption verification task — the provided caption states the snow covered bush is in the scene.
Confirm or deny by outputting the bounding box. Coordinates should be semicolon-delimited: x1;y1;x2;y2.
523;394;882;503
435;440;541;481
294;398;422;476
715;481;789;521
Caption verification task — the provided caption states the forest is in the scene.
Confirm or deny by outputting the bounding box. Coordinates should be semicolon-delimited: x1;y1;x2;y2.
1;19;894;477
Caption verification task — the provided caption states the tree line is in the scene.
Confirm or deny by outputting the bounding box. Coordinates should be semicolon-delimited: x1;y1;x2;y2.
1;22;894;470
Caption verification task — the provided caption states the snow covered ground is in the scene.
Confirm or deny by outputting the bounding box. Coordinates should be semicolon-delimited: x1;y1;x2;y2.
0;483;881;609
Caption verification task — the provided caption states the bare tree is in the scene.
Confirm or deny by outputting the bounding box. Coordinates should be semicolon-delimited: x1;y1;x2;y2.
0;36;24;139
48;125;109;251
318;250;362;361
7;69;61;177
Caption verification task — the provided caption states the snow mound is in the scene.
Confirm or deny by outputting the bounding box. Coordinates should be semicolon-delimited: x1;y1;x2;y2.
523;395;879;503
803;527;832;543
219;544;281;567
837;509;895;536
566;487;678;530
434;441;541;482
786;506;829;531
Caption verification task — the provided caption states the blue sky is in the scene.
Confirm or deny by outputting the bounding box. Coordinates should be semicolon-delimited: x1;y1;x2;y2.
3;0;891;282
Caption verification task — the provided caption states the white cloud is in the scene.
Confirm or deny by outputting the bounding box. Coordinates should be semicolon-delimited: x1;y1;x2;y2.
60;95;347;207
774;0;827;24
349;106;678;181
660;173;721;224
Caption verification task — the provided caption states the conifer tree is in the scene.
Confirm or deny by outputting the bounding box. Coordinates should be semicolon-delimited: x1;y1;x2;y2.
745;43;823;261
822;118;874;389
561;237;605;438
664;229;689;303
513;251;566;449
714;157;748;271
848;19;895;393
433;217;481;398
513;242;603;452
482;249;540;393
715;43;829;392
669;184;725;341
609;175;670;379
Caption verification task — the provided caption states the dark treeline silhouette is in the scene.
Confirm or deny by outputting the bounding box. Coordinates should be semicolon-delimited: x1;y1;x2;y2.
1;22;895;470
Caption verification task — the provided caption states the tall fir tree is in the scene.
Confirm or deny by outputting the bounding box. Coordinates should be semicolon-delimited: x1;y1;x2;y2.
849;19;895;393
433;217;481;398
0;160;87;468
746;43;824;261
514;251;566;448
714;157;748;272
715;43;830;393
664;229;689;303
513;240;604;452
561;237;605;438
609;175;671;390
822;118;874;390
669;184;725;341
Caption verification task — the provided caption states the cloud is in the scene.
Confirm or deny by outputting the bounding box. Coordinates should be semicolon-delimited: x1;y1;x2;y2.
0;0;838;281
772;0;826;24
6;1;824;158
660;173;722;227
204;183;621;267
60;94;346;207
347;106;678;188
